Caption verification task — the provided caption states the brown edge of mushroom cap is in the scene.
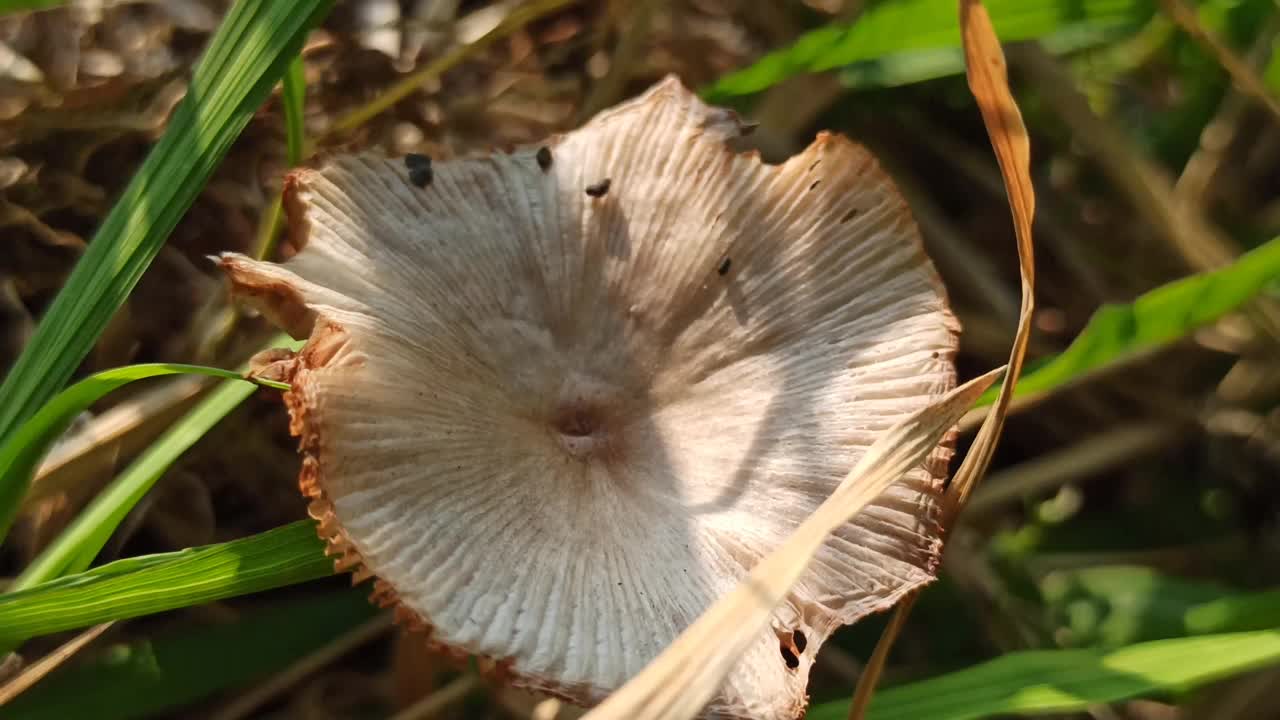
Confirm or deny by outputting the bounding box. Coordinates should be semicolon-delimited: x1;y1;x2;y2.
248;314;608;706
221;74;962;719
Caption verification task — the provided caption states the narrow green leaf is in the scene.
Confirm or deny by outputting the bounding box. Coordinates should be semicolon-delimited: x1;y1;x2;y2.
1184;591;1280;636
980;236;1280;404
0;0;332;462
809;630;1280;720
1041;565;1280;648
838;21;1131;90
1265;37;1280;93
0;364;284;542
0;522;332;644
0;0;62;13
0;590;375;720
12;336;300;592
703;0;1154;100
13;382;253;589
282;56;308;166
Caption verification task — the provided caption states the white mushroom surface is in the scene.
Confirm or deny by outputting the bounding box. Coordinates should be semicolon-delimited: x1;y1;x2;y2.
220;76;959;720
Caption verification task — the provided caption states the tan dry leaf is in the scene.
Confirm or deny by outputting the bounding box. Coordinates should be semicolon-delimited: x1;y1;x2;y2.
581;367;1003;720
0;622;113;705
946;0;1035;516
847;3;1038;718
221;76;961;719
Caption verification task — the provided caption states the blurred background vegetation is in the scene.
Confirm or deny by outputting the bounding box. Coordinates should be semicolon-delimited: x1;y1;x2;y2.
0;0;1277;719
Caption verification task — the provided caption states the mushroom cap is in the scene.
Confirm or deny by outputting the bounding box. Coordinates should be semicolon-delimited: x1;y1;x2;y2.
221;75;959;720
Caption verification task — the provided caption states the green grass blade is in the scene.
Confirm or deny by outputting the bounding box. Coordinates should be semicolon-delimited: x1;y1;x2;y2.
0;0;61;13
837;21;1131;90
1040;565;1280;648
0;590;375;720
12;336;300;592
0;364;285;542
1184;591;1280;636
980;236;1280;405
703;0;1154;101
12;381;256;589
808;630;1280;720
0;0;332;457
1266;41;1280;93
282;56;307;166
0;522;332;644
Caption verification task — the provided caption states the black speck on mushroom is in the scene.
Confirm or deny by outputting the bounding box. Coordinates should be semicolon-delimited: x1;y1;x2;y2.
536;146;553;171
717;257;731;276
404;153;432;188
585;178;611;197
215;74;959;720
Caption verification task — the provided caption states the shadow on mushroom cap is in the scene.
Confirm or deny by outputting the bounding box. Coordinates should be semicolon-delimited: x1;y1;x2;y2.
219;75;959;720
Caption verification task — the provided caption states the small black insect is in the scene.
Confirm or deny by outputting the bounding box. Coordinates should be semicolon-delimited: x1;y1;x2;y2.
584;178;611;198
536;146;553;172
717;257;732;276
404;153;433;188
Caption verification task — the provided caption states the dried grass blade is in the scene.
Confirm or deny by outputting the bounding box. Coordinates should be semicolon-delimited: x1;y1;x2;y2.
583;367;1005;720
0;621;113;705
846;2;1038;717
945;0;1036;513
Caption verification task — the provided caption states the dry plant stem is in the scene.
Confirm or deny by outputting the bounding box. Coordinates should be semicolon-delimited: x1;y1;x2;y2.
1158;0;1280;126
209;614;394;720
888;166;1019;325
945;0;1037;531
576;0;663;121
1014;44;1280;346
581;367;1004;720
955;340;1187;432
532;698;564;720
901;110;1107;301
328;0;579;136
23;375;207;510
1008;43;1237;271
742;5;866;158
844;604;910;720
848;1;1037;717
750;74;847;160
938;534;1042;651
0;622;112;705
816;645;862;685
1188;665;1280;720
964;421;1182;517
252;195;285;262
1176;13;1280;204
386;674;482;720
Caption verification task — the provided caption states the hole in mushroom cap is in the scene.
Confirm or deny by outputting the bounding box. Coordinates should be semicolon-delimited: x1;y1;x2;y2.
217;75;962;717
585;178;611;197
555;406;600;437
779;643;800;670
551;403;615;460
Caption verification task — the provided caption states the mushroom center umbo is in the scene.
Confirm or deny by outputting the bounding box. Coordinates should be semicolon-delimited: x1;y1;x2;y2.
551;402;613;460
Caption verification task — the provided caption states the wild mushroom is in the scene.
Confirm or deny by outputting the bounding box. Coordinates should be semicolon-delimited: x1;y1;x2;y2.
219;75;959;720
